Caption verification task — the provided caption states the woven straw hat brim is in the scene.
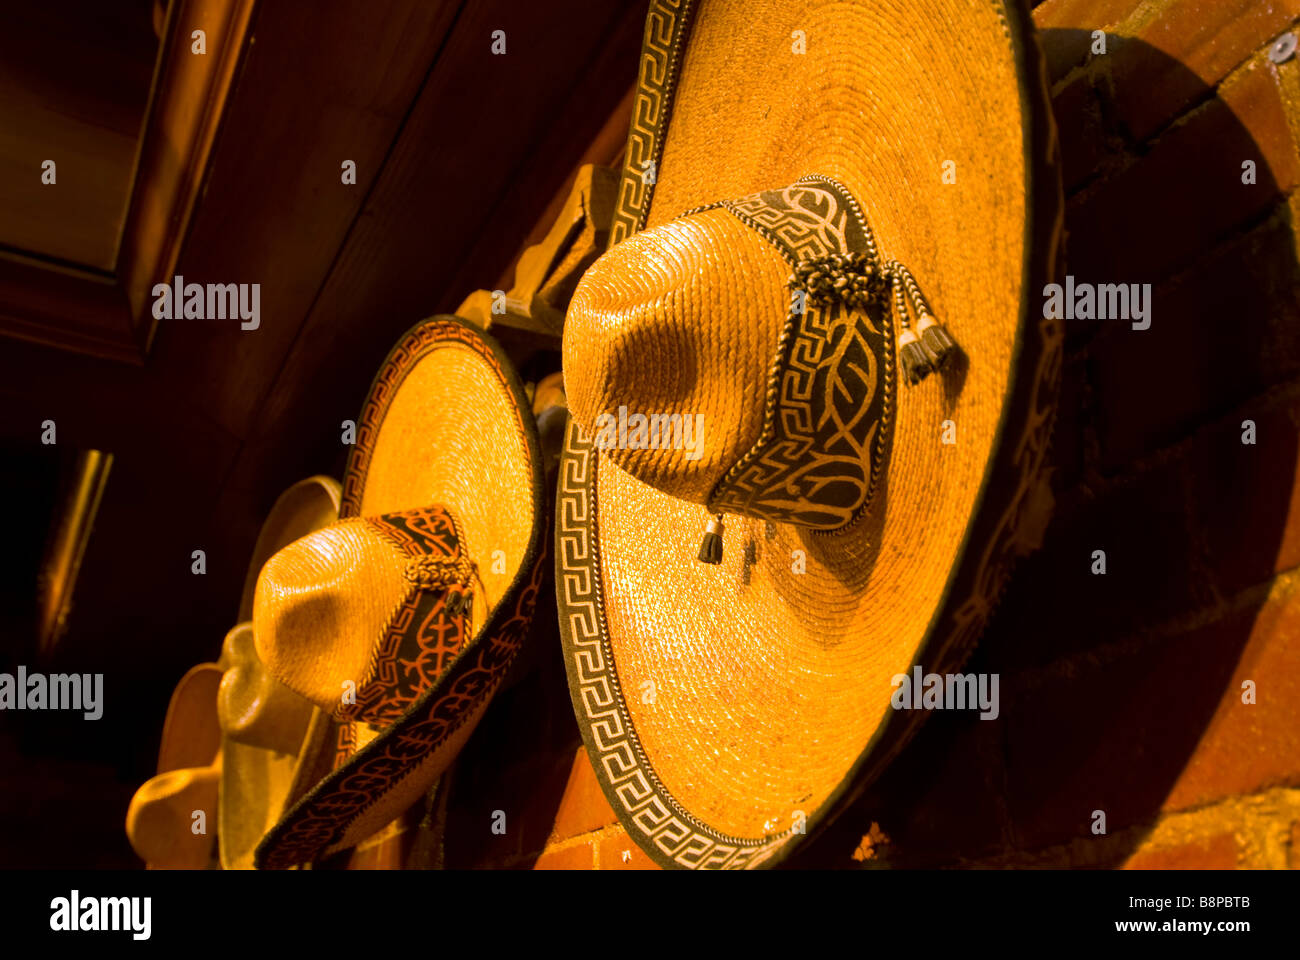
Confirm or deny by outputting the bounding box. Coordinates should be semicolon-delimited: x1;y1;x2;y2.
126;663;224;868
220;477;340;870
156;662;224;775
254;316;547;869
556;0;1063;869
125;760;221;869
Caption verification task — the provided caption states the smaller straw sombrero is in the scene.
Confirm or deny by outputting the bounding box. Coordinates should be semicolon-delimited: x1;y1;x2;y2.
252;316;548;869
556;0;1062;869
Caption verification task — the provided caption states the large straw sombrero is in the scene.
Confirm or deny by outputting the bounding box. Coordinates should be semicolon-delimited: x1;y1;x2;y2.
556;0;1063;869
252;316;548;869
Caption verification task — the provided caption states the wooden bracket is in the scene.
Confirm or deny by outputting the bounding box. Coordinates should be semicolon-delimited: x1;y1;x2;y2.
458;163;618;337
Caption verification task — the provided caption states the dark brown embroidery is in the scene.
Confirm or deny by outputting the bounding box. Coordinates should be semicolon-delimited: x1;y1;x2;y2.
329;506;473;728
705;175;895;531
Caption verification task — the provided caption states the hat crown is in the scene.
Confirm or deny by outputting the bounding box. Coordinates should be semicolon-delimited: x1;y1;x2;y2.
565;174;900;531
217;622;312;754
253;505;477;728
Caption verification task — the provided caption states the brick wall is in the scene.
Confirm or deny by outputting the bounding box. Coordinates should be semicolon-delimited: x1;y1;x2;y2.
433;0;1300;870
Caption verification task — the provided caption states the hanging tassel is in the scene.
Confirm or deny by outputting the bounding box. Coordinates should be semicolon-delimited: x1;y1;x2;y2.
898;328;933;385
697;515;724;564
916;314;957;369
888;259;955;384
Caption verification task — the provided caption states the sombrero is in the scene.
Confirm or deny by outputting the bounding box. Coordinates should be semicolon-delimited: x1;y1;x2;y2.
218;476;341;870
252;316;548;869
125;662;224;869
127;477;341;869
218;622;322;869
556;0;1063;868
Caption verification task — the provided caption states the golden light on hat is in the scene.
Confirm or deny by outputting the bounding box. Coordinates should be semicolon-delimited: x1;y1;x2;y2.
556;0;1064;868
125;759;222;870
217;622;321;870
252;316;547;869
125;662;223;869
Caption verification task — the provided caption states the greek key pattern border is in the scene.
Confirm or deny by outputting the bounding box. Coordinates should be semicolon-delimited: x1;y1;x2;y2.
609;0;696;244
708;177;893;529
556;419;788;870
340;318;519;519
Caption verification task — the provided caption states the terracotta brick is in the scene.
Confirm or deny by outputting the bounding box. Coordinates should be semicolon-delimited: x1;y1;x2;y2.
1091;199;1300;470
1066;57;1299;301
1112;0;1300;142
1003;604;1257;849
1218;55;1300;199
1162;575;1300;811
597;830;660;870
1053;71;1125;191
1123;832;1239;869
1004;569;1300;850
547;747;619;842
981;455;1215;670
1033;0;1146;82
1034;0;1145;31
533;842;593;870
1187;398;1300;599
